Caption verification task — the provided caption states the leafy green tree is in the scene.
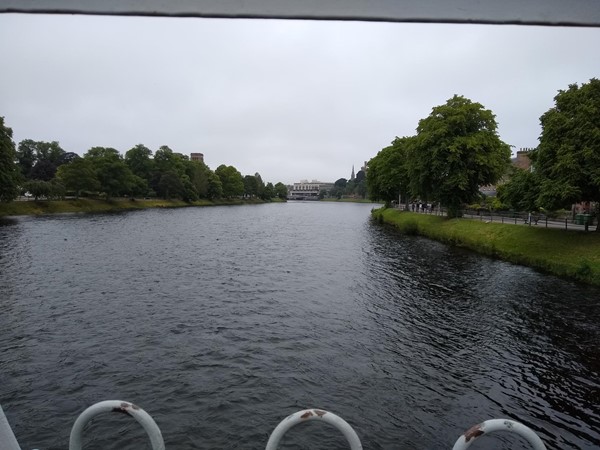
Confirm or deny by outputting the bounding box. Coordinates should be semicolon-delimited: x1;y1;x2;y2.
0;117;21;202
497;168;541;212
215;165;244;198
264;182;275;200
17;139;66;181
22;179;51;200
367;137;413;206
274;182;288;199
207;171;223;199
15;139;36;178
255;173;266;199
84;147;136;198
125;144;154;181
157;171;184;199
409;95;511;217
334;178;347;188
530;78;600;228
184;160;211;199
243;175;259;197
56;157;100;198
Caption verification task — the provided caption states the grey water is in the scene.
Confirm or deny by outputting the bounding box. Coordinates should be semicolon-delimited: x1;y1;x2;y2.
0;202;598;450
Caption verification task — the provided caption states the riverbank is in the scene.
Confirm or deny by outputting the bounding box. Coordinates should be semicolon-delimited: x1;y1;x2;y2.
372;207;600;286
0;197;283;217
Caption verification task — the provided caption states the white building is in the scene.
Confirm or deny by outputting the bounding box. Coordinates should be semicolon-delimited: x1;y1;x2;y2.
289;180;334;200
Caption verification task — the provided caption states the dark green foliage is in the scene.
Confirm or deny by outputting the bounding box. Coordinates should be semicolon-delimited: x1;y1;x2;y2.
497;168;541;212
215;165;244;198
0;118;21;202
274;182;288;199
409;95;511;218
367;137;413;206
531;78;600;214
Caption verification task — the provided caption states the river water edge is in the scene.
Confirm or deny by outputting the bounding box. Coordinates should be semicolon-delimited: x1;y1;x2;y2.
1;202;598;449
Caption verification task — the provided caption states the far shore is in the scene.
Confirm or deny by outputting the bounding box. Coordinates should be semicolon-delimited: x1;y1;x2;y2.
0;197;285;217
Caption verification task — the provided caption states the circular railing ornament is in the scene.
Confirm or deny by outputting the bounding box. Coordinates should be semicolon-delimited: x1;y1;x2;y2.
265;408;362;450
69;400;165;450
452;419;546;450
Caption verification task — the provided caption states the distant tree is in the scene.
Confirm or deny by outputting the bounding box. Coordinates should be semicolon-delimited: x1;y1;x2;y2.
56;157;100;198
0;117;21;202
274;182;288;199
125;144;154;181
15;139;36;178
497;168;541;212
215;165;244;198
356;179;367;199
334;178;347;188
184;160;211;199
206;171;223;199
530;78;600;228
243;175;259;197
84;147;136;198
355;170;366;183
157;171;184;200
408;95;511;217
264;182;275;200
22;179;51;200
17;140;66;181
367;137;413;207
255;173;266;199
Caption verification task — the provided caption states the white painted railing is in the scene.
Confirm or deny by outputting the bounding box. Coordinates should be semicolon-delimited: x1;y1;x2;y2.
0;401;548;449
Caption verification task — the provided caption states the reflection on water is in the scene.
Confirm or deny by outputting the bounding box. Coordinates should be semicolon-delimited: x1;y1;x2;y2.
0;203;598;449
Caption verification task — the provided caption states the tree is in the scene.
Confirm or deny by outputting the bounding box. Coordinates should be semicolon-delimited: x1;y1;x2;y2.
530;78;600;229
157;171;184;199
215;165;244;198
274;182;288;199
0;117;21;202
56;157;100;198
84;147;136;198
334;178;347;188
367;137;413;206
263;182;275;200
125;144;154;182
497;168;541;212
409;95;511;217
206;171;223;199
22;179;53;200
243;175;259;198
17;139;66;181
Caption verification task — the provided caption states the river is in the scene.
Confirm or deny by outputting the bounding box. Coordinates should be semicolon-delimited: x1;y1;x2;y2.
0;202;598;450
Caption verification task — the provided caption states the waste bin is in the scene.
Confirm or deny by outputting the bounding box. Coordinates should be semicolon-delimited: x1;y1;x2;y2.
575;214;583;225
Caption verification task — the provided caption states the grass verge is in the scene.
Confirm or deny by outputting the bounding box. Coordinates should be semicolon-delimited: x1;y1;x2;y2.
372;207;600;286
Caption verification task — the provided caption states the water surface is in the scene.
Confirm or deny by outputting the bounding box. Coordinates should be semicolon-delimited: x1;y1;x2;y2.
0;202;598;449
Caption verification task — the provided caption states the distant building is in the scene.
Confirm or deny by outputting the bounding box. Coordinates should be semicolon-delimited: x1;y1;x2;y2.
289;180;335;200
190;153;204;162
350;165;355;181
511;148;533;171
480;148;535;196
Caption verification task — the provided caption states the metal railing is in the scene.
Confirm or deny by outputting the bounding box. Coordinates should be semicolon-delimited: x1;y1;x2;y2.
1;400;548;449
398;204;597;231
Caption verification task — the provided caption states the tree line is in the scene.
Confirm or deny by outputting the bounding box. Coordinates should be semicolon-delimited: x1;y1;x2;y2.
366;78;600;225
0;126;288;203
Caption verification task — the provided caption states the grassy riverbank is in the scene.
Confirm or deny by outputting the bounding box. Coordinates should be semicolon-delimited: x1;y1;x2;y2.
0;197;280;217
372;207;600;286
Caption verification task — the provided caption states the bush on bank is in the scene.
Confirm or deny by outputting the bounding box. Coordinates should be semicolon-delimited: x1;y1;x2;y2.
372;207;600;286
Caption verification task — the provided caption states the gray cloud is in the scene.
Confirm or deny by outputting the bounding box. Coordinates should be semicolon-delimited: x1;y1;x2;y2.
1;14;599;184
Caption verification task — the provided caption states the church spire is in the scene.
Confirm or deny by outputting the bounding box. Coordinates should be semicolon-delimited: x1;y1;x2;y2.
351;165;355;181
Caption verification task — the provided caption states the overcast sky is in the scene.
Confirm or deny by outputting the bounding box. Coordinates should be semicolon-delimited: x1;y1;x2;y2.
1;14;599;185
